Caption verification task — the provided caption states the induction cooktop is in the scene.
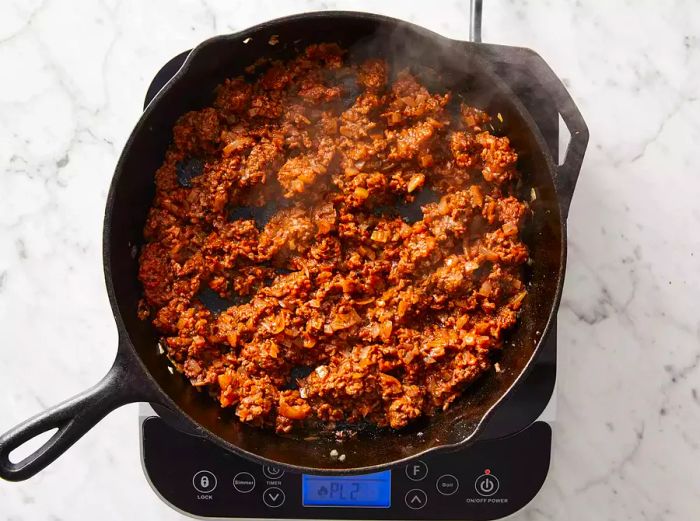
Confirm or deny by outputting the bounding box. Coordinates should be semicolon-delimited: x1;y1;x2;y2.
138;37;560;521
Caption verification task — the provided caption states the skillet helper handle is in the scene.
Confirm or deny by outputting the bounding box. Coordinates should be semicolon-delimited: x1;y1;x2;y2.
524;53;590;218
486;53;588;217
0;349;151;481
468;0;589;217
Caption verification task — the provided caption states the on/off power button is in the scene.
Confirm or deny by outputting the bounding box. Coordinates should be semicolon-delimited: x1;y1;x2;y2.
474;469;499;497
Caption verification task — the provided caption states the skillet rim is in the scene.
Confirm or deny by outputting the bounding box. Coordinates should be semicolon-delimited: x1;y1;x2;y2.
102;10;567;474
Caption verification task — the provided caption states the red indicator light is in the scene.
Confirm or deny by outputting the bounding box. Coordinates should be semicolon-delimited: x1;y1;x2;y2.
484;469;491;475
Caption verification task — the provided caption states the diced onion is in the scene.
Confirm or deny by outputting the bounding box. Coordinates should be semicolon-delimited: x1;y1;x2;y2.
279;400;310;420
330;308;361;330
479;280;492;297
407;173;425;193
502;222;518;236
371;229;390;242
380;320;393;341
354;187;369;199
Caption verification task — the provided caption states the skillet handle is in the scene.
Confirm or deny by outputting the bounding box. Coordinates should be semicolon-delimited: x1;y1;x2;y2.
468;0;483;43
0;345;156;481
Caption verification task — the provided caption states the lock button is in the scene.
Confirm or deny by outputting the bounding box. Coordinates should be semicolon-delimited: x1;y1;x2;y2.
193;470;218;493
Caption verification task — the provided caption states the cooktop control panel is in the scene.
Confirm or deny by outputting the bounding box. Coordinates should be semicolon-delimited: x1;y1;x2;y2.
141;416;550;520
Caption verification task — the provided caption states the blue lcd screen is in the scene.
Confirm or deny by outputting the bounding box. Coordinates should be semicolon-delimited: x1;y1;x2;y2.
302;470;391;508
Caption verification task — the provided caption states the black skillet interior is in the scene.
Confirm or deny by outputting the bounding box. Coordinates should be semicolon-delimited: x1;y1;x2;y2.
106;12;564;472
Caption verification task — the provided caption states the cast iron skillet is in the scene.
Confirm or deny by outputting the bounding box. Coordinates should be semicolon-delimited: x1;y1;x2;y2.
0;10;588;481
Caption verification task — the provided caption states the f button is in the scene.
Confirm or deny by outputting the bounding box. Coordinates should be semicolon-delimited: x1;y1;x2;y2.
405;460;428;481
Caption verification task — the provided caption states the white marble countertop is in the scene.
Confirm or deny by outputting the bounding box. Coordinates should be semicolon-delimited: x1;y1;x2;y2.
1;0;698;519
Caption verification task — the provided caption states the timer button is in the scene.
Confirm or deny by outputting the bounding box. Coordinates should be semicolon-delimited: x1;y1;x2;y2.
263;465;285;479
474;470;500;497
192;470;217;493
405;460;428;481
436;474;459;496
263;486;286;508
405;489;427;509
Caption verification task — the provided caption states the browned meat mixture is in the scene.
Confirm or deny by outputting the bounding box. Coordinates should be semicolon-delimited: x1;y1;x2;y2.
138;43;530;434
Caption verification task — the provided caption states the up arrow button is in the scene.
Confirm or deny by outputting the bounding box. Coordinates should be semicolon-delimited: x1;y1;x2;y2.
404;489;427;509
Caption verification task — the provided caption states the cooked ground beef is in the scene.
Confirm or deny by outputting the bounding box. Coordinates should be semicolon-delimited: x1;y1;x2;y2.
138;43;530;434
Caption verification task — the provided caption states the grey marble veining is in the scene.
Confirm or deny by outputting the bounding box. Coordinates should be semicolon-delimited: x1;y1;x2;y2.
1;1;699;520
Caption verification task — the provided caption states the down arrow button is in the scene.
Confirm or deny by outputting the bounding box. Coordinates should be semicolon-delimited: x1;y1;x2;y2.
263;487;286;508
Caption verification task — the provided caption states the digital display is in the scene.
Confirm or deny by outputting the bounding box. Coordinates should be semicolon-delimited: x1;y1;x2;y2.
302;470;391;508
